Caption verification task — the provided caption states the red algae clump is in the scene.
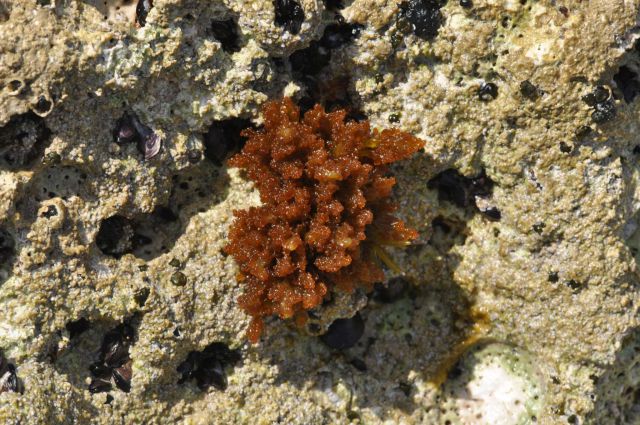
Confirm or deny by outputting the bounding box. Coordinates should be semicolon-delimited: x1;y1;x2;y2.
224;98;425;342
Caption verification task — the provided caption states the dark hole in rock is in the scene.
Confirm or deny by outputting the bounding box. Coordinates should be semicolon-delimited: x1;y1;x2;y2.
290;20;362;78
0;227;15;287
0;2;10;22
41;205;58;218
565;279;582;292
350;357;367;371
519;80;542;100
155;206;178;222
575;125;592;140
136;0;152;27
432;216;451;233
134;287;150;306
203;118;251;165
307;322;322;334
210;17;241;53
447;362;463;379
65;318;91;339
273;0;305;35
34;96;53;114
0;228;15;266
290;42;331;77
320;312;365;350
613;65;640;103
133;233;152;247
427;168;496;216
373;276;409;303
7;80;23;92
320;21;363;50
89;362;112;379
187;149;202;164
532;222;545;234
285;9;365;112
0;112;51;170
398;381;412;396
177;342;242;391
427;169;472;208
467;170;494;197
96;215;135;258
478;82;499;101
479;206;501;221
398;0;447;41
429;216;468;252
324;0;345;9
297;75;365;121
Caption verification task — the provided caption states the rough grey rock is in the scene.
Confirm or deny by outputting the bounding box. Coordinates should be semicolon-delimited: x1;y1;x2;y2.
1;0;640;424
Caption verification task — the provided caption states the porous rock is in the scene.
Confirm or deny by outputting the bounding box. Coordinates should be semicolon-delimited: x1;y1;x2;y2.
1;0;640;424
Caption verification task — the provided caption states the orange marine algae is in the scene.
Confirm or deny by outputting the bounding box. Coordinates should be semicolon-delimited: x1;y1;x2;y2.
225;98;424;342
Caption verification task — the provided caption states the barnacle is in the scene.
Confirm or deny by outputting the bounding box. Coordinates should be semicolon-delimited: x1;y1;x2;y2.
225;98;424;342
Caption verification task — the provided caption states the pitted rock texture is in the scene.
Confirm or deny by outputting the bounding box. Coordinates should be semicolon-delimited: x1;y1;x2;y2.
1;0;640;424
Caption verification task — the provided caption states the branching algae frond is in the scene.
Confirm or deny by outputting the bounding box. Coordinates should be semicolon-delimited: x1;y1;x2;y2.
225;98;424;342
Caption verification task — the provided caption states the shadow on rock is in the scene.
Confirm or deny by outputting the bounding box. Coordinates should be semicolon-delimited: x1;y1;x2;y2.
588;326;640;424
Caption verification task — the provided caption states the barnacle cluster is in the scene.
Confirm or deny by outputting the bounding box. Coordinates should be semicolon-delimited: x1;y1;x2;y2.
177;342;241;391
225;98;424;342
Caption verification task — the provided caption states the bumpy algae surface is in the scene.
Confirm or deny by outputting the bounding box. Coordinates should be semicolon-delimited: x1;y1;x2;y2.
1;0;640;424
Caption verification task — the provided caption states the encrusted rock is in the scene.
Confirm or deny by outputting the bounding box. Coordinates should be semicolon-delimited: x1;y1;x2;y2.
1;0;640;424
